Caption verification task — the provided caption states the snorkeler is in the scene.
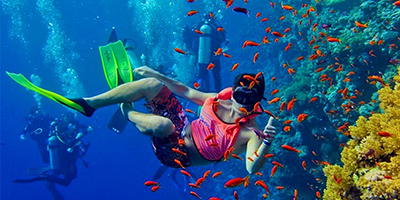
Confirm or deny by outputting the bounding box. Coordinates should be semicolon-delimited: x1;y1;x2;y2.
182;14;228;92
8;64;275;174
14;112;92;187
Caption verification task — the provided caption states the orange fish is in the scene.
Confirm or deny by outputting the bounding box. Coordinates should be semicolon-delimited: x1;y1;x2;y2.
281;144;301;153
253;52;259;63
224;176;249;188
302;161;306;170
355;21;369;28
268;97;281;104
287;97;296;111
284;28;291;33
151;185;160;192
395;1;400;6
309;97;318;103
277;186;285;190
212;171;222;178
255;180;270;194
187;0;195;2
272;31;285;37
195;29;204;34
234;191;239;200
271;77;276;82
172;148;187;156
217;27;224;31
214;48;223;56
377;131;391;137
187;10;199;16
261;18;269;22
270;89;279;95
174;48;186;54
272;161;284;167
190;191;202;199
207;63;215;70
283;120;292;124
279;101;286;111
144;181;158;186
327;37;341;43
284;43;292;51
315;68;324;73
297;113;308;123
174;159;185;168
263;110;276;119
209;12;215;18
232;153;244;160
256;12;261;18
195;177;206;186
203;170;211;178
245;41;260;47
296;56;304;61
223;52;232;58
180;169;192;177
270;165;278;177
185;108;195;114
231;63;239;71
255;172;263;176
193;82;200;89
283;126;291;132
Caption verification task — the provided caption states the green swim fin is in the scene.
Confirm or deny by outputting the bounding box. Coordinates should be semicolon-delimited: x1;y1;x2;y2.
7;72;95;117
99;40;133;89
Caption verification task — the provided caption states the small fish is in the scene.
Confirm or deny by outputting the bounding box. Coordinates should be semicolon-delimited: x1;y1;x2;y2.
214;48;222;56
180;169;192;177
260;18;269;22
288;68;296;75
172;148;187;156
223;53;232;58
195;29;204;34
268;97;281;104
255;12;261;18
217;27;224;31
207;63;215;70
234;191;239;200
174;159;185;168
395;1;400;6
302;161;306;170
189;191;202;199
224;176;249;188
297;113;308;123
272;161;284;167
270;165;278;177
327;37;341;43
281;144;301;153
272;31;285;37
231;63;239;71
377;131;391;137
151;185;160;192
287;98;296;111
253;52;259;63
283;126;291;132
144;181;158;186
309;97;318;103
355;21;369;28
277;186;285;190
255;180;270;194
212;171;222;178
233;7;249;15
232;154;243;160
187;10;199;16
174;48;186;54
270;89;279;95
193;82;200;89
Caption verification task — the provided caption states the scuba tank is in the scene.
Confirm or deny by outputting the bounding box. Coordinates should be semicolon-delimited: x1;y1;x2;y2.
198;23;212;65
124;39;143;69
198;22;215;91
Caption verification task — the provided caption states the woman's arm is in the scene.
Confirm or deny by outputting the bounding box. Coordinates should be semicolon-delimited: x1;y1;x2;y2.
134;66;216;105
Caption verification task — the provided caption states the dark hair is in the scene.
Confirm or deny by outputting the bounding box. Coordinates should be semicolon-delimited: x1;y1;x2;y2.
233;73;266;100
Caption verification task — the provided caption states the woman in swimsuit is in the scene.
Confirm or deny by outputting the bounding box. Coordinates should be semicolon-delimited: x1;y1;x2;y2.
87;66;275;173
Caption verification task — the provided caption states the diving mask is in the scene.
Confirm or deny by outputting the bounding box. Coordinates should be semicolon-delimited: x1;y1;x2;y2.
232;87;263;106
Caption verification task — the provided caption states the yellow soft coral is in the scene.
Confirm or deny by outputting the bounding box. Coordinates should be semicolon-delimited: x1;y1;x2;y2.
323;66;400;199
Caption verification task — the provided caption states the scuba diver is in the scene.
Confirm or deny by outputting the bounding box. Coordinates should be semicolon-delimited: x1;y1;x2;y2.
20;106;53;163
14;112;92;199
182;14;228;92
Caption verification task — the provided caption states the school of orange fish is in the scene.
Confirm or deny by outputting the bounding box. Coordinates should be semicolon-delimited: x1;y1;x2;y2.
163;0;400;199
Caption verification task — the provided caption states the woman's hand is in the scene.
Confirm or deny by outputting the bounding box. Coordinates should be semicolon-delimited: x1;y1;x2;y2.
133;66;160;78
263;117;276;145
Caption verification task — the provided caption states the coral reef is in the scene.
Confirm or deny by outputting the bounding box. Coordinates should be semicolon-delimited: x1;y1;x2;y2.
323;66;400;199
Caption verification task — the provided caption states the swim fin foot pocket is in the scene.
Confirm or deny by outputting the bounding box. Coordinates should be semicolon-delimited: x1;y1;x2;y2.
69;98;96;117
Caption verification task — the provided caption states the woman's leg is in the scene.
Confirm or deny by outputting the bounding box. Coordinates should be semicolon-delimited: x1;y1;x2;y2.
85;77;163;109
121;103;174;138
